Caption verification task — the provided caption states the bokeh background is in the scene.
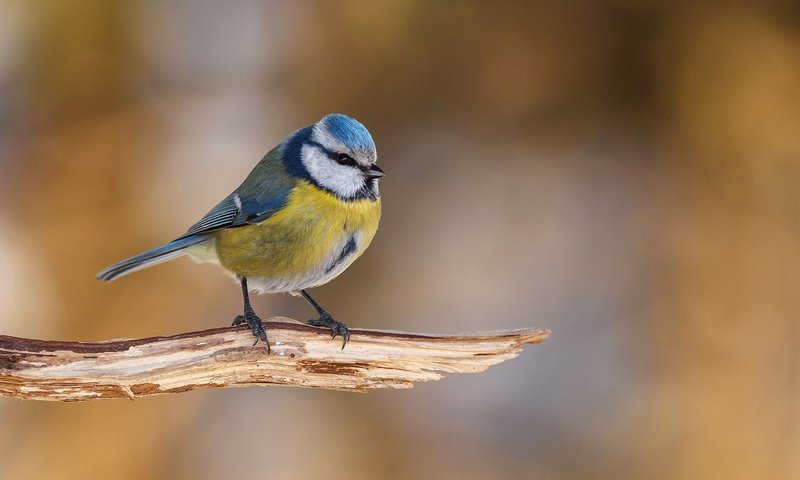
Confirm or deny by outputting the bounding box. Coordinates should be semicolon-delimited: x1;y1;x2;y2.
1;1;799;479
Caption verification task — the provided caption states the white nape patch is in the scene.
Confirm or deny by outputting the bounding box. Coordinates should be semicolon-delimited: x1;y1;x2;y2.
301;144;365;199
232;193;242;210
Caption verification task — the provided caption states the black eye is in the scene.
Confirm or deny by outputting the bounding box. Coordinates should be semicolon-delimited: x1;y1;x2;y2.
336;153;358;167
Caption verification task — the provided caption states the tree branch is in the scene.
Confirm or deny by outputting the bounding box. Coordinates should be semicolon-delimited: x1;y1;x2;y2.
0;318;549;401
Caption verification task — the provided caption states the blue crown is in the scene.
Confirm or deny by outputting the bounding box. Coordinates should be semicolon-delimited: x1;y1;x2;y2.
320;114;375;153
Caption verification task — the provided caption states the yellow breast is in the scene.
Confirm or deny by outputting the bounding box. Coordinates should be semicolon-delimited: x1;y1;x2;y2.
212;181;381;288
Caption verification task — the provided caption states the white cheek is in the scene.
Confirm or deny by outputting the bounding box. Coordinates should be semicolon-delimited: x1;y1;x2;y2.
301;145;364;198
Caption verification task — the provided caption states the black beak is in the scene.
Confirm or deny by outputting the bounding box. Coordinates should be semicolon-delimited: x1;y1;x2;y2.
365;164;385;179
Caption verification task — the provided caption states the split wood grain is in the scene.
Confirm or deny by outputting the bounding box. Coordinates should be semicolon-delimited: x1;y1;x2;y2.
0;317;549;401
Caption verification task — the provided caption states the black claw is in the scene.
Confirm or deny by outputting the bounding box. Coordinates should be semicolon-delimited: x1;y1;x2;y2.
234;311;270;354
235;277;269;353
307;315;350;349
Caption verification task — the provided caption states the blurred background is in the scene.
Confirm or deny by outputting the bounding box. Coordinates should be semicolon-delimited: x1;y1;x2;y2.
1;1;799;479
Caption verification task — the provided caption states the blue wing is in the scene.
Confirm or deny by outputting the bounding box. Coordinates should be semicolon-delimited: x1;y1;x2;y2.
97;149;295;282
179;148;295;238
181;195;240;237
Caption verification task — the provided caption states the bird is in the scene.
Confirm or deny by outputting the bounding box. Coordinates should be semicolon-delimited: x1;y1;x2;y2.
97;114;384;353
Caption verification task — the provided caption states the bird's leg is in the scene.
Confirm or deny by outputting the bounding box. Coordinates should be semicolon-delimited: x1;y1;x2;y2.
232;277;269;352
300;290;350;349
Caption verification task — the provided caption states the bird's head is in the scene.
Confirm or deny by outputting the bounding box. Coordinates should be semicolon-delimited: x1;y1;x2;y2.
283;114;383;201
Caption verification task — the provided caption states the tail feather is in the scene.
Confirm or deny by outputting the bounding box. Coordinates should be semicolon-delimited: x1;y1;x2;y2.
97;235;208;282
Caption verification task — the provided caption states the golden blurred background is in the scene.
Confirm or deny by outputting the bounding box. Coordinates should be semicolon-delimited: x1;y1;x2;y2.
1;1;799;479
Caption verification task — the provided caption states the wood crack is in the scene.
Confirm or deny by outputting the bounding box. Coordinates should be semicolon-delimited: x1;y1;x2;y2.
0;317;549;401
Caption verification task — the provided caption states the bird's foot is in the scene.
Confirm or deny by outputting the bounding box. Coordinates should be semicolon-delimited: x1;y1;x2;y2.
233;309;270;353
307;314;350;350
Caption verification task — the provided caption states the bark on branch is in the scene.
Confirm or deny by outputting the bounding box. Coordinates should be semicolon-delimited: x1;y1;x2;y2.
0;317;549;401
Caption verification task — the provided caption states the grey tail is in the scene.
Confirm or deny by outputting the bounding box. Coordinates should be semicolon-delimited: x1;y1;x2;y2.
96;235;208;282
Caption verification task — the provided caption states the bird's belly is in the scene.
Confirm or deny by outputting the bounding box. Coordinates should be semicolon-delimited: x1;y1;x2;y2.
212;186;380;293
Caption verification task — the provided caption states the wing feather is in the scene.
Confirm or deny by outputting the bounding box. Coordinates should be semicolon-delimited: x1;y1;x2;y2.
181;196;240;237
178;147;295;238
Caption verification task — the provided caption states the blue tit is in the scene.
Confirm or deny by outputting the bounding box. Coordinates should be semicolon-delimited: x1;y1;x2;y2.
97;114;384;352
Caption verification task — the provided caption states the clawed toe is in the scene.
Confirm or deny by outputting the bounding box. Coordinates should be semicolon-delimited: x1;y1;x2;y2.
233;312;270;353
307;316;350;349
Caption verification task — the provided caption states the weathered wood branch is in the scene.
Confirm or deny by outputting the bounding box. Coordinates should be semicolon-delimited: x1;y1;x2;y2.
0;317;549;401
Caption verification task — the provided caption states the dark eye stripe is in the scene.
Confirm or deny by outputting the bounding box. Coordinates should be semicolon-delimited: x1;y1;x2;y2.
336;153;358;167
306;140;360;168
